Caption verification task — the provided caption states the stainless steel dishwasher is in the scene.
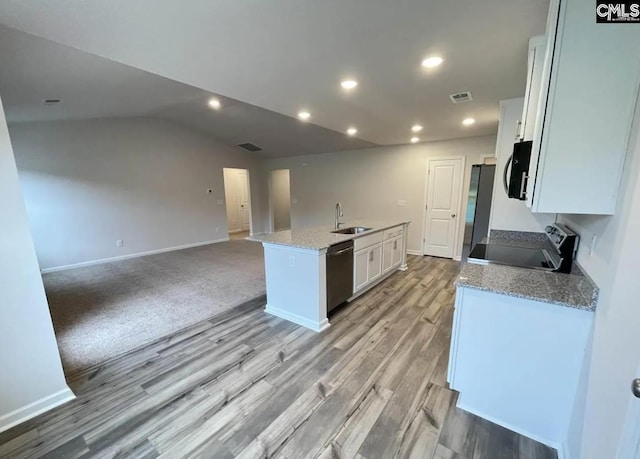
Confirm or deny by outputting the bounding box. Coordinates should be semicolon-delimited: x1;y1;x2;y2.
326;240;354;313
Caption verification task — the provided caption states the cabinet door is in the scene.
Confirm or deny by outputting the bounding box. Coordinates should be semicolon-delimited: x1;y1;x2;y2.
392;237;403;267
368;244;383;283
382;239;394;274
521;36;546;142
354;249;369;292
529;0;640;215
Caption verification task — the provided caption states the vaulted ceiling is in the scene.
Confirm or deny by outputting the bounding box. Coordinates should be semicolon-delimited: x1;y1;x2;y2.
0;0;549;157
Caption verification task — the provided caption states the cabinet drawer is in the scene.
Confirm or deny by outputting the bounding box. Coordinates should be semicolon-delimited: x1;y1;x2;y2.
354;231;383;251
383;226;403;240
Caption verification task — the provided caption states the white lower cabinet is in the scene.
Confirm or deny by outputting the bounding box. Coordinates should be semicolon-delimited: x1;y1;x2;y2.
448;286;593;449
368;244;382;282
383;236;403;274
354;243;382;293
354;248;370;292
382;238;394;274
354;225;405;295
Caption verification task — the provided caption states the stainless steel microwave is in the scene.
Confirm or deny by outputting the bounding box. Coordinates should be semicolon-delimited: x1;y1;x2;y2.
503;140;532;200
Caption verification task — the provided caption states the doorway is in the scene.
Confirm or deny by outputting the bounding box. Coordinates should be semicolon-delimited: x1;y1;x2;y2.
223;168;252;239
422;157;464;259
269;169;291;231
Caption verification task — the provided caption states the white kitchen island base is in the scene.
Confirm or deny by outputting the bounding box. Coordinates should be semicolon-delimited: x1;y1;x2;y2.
262;243;331;332
251;221;410;332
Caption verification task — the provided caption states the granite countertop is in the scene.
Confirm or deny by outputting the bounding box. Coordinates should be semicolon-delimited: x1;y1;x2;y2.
458;231;599;311
247;220;410;250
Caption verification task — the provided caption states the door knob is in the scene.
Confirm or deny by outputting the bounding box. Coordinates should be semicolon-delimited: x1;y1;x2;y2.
632;379;640;398
451;213;456;218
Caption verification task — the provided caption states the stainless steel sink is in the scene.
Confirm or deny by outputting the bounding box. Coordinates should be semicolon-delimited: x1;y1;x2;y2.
331;226;371;234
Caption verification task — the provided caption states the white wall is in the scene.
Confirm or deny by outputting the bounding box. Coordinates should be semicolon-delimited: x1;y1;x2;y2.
0;96;72;433
559;107;640;458
489;98;555;233
266;135;497;258
270;169;291;231
9;118;266;270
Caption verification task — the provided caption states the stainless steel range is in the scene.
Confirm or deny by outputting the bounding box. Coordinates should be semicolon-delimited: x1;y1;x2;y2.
467;224;578;273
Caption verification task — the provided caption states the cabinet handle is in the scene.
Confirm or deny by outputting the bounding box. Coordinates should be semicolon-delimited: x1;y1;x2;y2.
369;251;374;262
393;240;397;250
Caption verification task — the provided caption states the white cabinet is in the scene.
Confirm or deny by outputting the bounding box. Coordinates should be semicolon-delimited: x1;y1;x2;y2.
382;238;394;274
354;243;382;293
392;237;403;267
448;287;593;448
526;0;640;215
383;236;403;274
354;249;370;292
382;225;404;275
368;244;383;282
353;224;406;295
518;36;546;142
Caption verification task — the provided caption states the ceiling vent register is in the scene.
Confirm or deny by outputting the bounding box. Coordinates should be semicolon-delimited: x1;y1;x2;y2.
237;143;263;152
449;92;473;103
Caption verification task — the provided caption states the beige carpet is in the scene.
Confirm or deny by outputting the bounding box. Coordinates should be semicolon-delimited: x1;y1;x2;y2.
44;239;265;374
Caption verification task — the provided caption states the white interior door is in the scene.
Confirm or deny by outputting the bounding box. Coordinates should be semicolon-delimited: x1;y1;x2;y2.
423;158;463;258
238;170;251;231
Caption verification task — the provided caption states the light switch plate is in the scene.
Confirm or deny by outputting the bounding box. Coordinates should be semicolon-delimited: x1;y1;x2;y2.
216;199;224;205
397;200;407;207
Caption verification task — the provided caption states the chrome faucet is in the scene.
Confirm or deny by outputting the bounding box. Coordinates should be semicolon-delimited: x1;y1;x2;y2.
335;202;344;229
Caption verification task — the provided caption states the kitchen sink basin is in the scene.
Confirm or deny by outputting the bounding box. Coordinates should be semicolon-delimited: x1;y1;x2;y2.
331;226;371;234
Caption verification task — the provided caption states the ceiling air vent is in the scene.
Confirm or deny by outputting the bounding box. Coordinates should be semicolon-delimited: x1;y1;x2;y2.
449;92;473;104
237;142;263;152
43;99;61;105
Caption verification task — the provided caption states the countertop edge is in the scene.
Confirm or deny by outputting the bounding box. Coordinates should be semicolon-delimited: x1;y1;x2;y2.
248;221;410;251
454;280;597;312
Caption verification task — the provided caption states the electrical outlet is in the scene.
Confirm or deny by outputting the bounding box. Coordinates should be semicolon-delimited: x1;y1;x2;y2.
289;255;295;268
217;199;224;205
397;199;407;207
116;239;123;247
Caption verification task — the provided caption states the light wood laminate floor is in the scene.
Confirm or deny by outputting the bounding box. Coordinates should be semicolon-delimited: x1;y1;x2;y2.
0;256;557;459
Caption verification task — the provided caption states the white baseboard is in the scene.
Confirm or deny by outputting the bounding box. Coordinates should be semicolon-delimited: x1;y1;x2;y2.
0;387;75;434
41;238;230;273
456;398;560;452
265;304;330;332
406;249;423;256
453;255;462;261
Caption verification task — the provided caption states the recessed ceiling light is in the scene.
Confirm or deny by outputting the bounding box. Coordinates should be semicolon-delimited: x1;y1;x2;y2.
411;124;423;132
347;127;358;136
422;56;444;68
298;111;311;121
411;137;420;143
462;117;476;126
341;79;358;90
208;98;221;109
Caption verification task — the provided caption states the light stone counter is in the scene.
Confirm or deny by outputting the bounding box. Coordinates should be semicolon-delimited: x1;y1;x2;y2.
248;220;411;251
458;230;599;311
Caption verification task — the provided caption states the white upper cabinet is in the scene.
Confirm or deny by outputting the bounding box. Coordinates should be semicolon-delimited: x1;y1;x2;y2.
526;0;640;215
518;36;546;142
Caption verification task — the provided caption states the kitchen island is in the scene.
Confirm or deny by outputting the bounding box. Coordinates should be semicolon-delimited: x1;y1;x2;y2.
249;221;410;331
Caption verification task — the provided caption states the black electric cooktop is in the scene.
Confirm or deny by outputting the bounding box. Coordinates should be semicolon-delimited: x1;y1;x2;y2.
467;244;554;270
